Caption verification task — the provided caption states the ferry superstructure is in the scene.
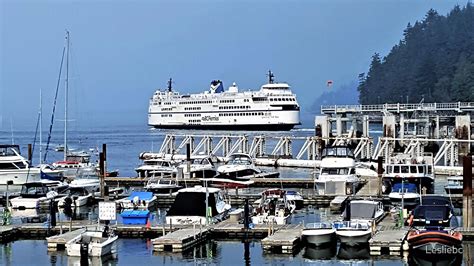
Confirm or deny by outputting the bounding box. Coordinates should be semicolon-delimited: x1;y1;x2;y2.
148;71;300;130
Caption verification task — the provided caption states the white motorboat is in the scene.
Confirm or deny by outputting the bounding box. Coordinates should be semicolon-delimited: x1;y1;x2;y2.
145;178;181;194
285;190;304;210
135;159;179;178
252;189;296;225
0;145;41;186
177;156;217;179
334;220;372;246
10;180;68;209
116;191;157;210
69;175;100;193
345;199;385;224
302;222;336;246
388;182;420;206
57;186;92;207
166;186;231;225
66;230;118;257
52;151;98;179
444;175;463;194
315;146;360;195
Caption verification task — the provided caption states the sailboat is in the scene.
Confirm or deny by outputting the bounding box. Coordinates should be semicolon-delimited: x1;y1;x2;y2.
45;31;98;180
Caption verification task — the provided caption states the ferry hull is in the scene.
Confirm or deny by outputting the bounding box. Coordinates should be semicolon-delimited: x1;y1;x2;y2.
149;123;297;131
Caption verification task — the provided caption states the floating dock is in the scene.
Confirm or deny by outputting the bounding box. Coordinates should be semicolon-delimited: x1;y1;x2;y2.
261;224;303;254
369;228;409;255
46;228;86;251
0;225;17;243
329;196;348;211
152;227;210;252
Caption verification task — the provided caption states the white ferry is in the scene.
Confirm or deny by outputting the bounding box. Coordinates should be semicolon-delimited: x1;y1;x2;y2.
148;71;300;130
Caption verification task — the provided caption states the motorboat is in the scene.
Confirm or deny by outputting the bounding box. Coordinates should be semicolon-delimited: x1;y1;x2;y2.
52;151;98;179
302;222;336;246
145;178;181;194
203;153;272;188
57;186;92;207
135;159;179;178
334;220;372;246
69;174;100;193
65;229;118;257
251;189;296;225
285;190;304;210
382;153;435;195
176;156;217;179
334;199;384;245
10;180;68;209
407;227;462;252
38;163;65;181
444;175;463;194
0;144;41;186
314;146;360;195
116;191;157;210
407;196;454;227
166;186;231;225
388;182;420;206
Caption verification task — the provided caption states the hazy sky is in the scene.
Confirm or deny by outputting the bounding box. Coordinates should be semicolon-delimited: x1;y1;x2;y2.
0;0;462;130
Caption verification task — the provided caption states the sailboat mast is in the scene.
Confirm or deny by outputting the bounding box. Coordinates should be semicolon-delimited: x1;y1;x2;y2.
39;89;43;164
64;30;69;161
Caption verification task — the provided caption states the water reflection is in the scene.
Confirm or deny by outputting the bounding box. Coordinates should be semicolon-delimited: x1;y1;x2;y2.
337;244;370;260
408;250;462;266
303;243;337;260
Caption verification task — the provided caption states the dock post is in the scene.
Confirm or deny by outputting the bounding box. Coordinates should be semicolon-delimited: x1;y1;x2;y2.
99;152;105;198
377;156;383;196
27;144;33;164
244;198;250;230
463;155;473;228
186;143;191;177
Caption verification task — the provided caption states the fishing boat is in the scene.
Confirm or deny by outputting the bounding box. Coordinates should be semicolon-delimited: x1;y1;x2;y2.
10;180;68;209
302;222;336;246
382;153;435;195
407;227;462;252
444;175;463;194
52;151;98;179
388;182;420;206
0;145;41;186
66;229;118;257
314;145;360;195
252;189;296;225
116;191;157;210
57;186;92;207
166;185;231;225
148;71;300;130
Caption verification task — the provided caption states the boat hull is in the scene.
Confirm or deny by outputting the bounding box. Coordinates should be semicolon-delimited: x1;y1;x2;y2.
66;233;118;257
302;229;336;246
0;169;41;185
336;230;372;246
149;123;297;131
407;230;463;252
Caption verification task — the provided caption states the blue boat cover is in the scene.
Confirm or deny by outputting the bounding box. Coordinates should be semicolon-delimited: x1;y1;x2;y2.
392;183;417;193
127;192;154;201
121;210;150;217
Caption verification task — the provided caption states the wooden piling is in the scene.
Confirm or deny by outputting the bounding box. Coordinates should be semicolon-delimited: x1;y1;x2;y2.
463;155;473;228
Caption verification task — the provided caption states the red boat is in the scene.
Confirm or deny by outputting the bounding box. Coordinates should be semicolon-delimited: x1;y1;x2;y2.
407;227;462;252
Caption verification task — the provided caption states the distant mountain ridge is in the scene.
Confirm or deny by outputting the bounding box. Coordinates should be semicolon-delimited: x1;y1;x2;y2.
358;4;474;104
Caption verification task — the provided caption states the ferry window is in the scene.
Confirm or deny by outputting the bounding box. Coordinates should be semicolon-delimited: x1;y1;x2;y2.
418;166;424;173
393;165;400;173
401;166;409;173
427;166;432;174
410;166;417;173
350;168;355;174
270;99;273;101
387;166;392;173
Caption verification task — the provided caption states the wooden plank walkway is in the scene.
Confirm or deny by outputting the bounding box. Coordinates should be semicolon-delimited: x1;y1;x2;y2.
330;196;348;211
261;224;303;254
46;228;87;251
369;227;409;256
152;227;209;252
356;177;381;196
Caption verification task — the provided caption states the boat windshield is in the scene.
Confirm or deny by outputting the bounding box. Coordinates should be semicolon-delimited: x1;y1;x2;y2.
228;156;252;165
21;185;48;195
392;183;417;193
321;168;354;175
322;146;354;158
0;145;20;156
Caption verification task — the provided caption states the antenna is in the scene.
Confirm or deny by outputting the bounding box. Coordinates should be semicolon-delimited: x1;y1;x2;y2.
167;78;173;92
267;70;275;84
10;118;14;145
64;29;70;161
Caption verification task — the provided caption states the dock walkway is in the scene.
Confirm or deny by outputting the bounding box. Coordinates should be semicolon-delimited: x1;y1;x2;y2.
152;227;210;252
261;224;302;254
369;227;408;255
46;228;87;251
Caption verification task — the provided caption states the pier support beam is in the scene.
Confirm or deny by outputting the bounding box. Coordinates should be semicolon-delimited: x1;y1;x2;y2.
463;155;473;228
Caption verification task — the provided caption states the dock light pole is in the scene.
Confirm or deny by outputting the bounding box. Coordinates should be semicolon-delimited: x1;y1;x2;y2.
462;155;473;228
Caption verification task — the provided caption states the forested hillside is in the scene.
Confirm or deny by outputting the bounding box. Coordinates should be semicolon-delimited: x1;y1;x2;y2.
358;4;474;104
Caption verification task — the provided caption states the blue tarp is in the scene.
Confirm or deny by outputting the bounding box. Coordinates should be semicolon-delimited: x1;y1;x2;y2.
127;192;154;201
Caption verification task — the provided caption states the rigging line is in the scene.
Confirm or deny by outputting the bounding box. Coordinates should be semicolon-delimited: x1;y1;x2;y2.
44;45;66;163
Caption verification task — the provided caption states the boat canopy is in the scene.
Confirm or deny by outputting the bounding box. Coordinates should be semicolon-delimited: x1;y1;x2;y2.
412;205;451;222
392;183;418;193
127;192;154;201
349;202;379;219
167;191;219;217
